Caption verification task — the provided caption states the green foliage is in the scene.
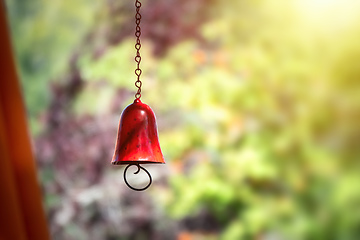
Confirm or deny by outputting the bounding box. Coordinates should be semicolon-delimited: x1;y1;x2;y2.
7;0;360;238
70;0;360;236
5;0;99;134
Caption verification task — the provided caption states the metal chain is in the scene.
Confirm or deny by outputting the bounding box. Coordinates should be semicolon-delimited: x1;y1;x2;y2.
134;0;142;100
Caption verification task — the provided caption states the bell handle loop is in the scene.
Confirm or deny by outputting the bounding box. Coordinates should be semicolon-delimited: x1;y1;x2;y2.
123;164;152;191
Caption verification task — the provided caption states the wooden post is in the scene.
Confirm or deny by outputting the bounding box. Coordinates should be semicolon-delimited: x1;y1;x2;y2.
0;1;50;239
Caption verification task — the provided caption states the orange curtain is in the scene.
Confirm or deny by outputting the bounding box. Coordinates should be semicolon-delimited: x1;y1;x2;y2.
0;2;50;240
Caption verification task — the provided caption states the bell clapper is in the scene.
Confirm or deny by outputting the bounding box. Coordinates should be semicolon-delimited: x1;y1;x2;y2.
123;164;153;191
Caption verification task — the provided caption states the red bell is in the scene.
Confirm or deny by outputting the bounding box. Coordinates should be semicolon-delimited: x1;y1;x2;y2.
112;99;165;190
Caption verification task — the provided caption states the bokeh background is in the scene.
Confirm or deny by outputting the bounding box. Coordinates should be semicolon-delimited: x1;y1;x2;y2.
5;0;360;239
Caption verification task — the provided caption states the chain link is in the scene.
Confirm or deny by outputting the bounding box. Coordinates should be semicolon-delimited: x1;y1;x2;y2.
134;0;142;100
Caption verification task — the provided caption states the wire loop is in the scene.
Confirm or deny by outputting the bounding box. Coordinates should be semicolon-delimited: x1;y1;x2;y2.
123;164;152;191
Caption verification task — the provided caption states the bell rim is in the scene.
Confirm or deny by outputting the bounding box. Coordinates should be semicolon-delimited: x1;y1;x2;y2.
111;161;165;165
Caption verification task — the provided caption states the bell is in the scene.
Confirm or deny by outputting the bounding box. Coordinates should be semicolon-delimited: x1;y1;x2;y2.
112;99;165;165
112;0;165;191
111;99;164;191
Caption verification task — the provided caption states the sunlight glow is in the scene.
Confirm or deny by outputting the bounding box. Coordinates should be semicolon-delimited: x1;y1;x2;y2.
296;0;356;12
294;0;360;32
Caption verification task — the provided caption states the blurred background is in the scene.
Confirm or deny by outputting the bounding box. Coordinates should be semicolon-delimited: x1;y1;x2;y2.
4;0;360;239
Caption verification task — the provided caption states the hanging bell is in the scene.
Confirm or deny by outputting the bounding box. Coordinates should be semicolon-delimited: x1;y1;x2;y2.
112;99;165;190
